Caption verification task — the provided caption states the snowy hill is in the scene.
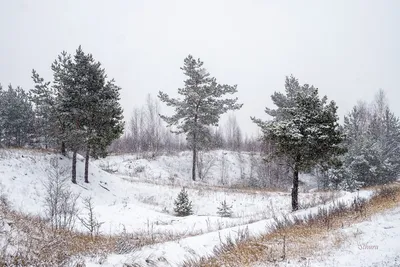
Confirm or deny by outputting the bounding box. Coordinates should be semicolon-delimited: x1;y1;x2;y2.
93;150;318;190
0;148;373;266
0;149;321;235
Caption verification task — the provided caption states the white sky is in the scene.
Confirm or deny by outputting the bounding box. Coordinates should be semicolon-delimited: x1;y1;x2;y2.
1;0;399;135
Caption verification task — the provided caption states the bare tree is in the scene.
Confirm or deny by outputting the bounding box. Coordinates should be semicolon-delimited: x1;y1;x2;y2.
110;94;187;155
197;151;217;180
78;197;104;239
224;113;243;151
43;158;79;232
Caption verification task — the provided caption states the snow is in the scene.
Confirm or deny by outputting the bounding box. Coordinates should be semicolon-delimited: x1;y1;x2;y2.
83;190;372;267
255;205;400;267
0;148;389;267
0;149;321;235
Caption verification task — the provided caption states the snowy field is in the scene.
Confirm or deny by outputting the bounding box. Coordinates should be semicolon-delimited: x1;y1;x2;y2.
0;149;331;236
0;148;389;266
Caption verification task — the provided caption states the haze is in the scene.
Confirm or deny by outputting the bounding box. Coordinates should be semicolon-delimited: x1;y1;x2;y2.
1;0;399;135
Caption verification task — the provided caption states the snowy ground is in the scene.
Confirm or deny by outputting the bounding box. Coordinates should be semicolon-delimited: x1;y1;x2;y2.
83;190;373;267
0;149;325;235
255;205;400;267
0;148;385;266
94;150;258;187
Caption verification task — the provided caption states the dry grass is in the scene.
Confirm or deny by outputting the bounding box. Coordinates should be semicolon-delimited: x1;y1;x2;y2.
0;198;190;267
0;203;117;266
182;184;400;267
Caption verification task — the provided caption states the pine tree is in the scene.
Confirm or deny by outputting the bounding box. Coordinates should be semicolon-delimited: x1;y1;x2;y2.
217;200;233;217
30;70;59;149
0;85;35;147
52;49;86;183
158;55;243;181
86;79;124;181
51;46;124;183
339;91;400;187
174;187;193;216
252;76;344;211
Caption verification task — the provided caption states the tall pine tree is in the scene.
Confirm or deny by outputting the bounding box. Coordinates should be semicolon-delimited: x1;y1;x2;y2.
252;76;344;211
158;55;242;181
51;46;123;183
30;70;59;149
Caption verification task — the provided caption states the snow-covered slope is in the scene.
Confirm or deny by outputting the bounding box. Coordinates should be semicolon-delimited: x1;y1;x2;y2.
1;148;366;266
84;189;373;267
255;205;400;267
93;150;318;190
94;150;256;187
0;149;321;235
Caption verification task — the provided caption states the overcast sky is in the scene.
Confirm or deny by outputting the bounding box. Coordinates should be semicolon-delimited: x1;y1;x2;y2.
1;0;399;136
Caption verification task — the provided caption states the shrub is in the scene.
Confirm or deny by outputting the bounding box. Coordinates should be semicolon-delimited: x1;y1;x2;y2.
174;187;193;217
217;200;233;218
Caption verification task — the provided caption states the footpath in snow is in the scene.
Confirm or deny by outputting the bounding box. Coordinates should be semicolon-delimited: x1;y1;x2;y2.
85;190;374;267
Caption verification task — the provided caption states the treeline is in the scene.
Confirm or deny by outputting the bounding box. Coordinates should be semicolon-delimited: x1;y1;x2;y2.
110;94;261;156
0;46;124;183
2;51;399;195
320;90;400;189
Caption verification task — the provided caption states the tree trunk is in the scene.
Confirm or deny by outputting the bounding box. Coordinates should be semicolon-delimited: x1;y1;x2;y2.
192;133;197;181
72;150;77;184
61;141;66;156
84;146;90;183
291;163;299;211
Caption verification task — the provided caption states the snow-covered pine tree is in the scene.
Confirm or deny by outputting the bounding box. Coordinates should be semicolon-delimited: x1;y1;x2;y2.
72;48;124;183
158;55;243;181
340;91;400;187
52;49;87;183
174;187;193;216
51;46;124;183
217;200;233;217
0;85;35;147
252;76;345;211
30;70;58;149
87;78;124;178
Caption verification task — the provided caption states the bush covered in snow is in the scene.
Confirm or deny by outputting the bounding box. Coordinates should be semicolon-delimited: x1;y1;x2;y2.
174;187;193;217
217;200;233;218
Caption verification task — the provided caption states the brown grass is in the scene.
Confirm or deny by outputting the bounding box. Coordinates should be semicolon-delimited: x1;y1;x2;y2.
182;184;400;267
0;199;189;267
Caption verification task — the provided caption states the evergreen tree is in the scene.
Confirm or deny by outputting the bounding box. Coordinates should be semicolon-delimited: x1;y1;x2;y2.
30;70;58;149
339;92;400;187
86;79;124;178
0;85;35;147
252;76;344;211
174;187;193;216
52;49;86;183
217;200;233;217
158;55;243;181
51;46;124;183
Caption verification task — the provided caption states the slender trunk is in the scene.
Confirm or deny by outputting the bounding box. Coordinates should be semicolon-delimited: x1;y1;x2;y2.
192;131;197;181
61;141;66;156
72;150;77;184
291;162;299;211
84;146;90;183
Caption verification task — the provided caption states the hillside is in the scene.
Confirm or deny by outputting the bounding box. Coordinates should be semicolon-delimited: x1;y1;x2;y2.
0;148;378;266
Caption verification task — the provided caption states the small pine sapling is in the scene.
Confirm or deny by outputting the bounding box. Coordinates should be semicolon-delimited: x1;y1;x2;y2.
217;200;233;217
174;187;193;216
